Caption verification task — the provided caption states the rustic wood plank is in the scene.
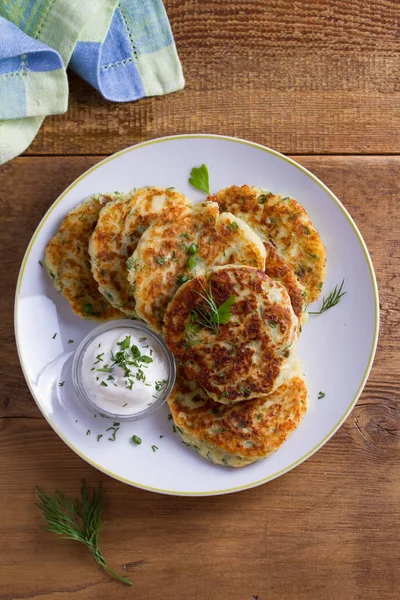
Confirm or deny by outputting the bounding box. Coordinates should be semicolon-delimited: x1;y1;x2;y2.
0;418;399;600
0;155;399;599
24;0;400;156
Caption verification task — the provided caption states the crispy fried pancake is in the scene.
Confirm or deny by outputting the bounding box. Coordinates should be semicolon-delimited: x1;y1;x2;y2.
44;194;124;321
164;265;298;403
129;202;266;333
168;367;308;467
209;185;326;305
90;187;192;316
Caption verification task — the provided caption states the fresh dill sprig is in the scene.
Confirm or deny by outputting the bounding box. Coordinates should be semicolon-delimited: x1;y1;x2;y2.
308;279;346;315
190;281;235;334
35;481;132;586
188;164;210;194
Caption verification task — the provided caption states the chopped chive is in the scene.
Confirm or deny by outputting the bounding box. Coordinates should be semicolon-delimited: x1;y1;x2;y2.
100;381;108;387
58;381;65;387
151;445;159;452
318;391;326;399
97;434;103;442
131;435;142;445
52;333;57;339
68;339;74;344
38;260;43;267
86;430;90;436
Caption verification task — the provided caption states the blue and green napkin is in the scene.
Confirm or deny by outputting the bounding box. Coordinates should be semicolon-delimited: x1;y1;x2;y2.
0;0;184;164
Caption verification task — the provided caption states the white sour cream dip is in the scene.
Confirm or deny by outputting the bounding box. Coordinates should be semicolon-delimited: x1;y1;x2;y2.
81;328;169;415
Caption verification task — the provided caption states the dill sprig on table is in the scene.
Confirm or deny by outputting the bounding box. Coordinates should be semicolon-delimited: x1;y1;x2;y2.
35;481;133;586
308;279;346;315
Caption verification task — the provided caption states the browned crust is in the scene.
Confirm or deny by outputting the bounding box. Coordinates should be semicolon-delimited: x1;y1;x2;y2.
209;185;326;304
168;370;308;462
44;195;124;321
163;266;297;402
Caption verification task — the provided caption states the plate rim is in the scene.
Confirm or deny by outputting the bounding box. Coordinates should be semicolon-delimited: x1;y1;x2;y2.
14;134;380;496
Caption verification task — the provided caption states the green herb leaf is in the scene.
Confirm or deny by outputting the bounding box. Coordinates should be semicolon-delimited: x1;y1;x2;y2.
151;445;159;452
52;333;57;339
177;273;189;285
187;243;199;255
117;336;131;350
58;381;65;387
131;435;142;445
308;279;346;315
318;391;326;399
96;367;113;373
68;339;74;344
157;256;165;265
188;164;210;194
131;345;141;359
139;355;153;364
187;256;197;271
216;295;236;325
38;260;43;268
35;481;132;586
83;303;93;317
97;434;103;442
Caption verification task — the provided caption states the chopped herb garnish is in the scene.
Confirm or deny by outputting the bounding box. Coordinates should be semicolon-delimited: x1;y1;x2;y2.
122;403;128;407
68;339;74;344
58;381;65;387
189;164;210;194
131;345;141;359
117;335;131;350
227;221;239;232
86;430;90;436
139;337;147;343
139;355;153;364
38;260;43;267
155;380;167;392
177;273;189;285
188;243;199;255
160;435;164;439
191;282;236;334
131;435;142;445
52;333;57;339
309;280;346;315
100;381;108;387
258;192;273;204
187;256;197;271
318;391;326;399
97;434;103;442
157;256;165;265
180;232;190;239
96;367;113;373
151;445;159;452
168;413;173;420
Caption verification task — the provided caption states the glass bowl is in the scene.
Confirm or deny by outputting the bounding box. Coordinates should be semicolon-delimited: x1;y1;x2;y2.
71;320;176;422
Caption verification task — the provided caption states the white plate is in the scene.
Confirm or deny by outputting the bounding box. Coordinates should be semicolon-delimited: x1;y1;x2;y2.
15;135;379;496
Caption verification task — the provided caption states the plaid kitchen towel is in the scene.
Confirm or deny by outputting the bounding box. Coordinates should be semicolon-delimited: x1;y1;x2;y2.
0;0;184;164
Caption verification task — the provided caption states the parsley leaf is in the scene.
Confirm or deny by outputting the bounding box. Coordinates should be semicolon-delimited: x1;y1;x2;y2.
189;164;210;195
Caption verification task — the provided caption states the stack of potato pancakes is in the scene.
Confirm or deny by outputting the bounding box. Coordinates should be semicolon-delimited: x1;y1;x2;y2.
45;185;326;467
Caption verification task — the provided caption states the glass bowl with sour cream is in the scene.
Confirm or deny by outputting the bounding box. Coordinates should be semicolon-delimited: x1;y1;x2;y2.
72;320;176;421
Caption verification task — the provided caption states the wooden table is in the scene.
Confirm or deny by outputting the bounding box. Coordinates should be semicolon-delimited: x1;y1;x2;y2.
1;2;399;599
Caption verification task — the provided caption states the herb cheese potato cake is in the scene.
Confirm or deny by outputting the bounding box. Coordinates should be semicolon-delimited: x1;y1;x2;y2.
44;194;124;321
128;201;267;333
168;366;308;467
164;265;299;403
209;185;326;306
89;186;192;316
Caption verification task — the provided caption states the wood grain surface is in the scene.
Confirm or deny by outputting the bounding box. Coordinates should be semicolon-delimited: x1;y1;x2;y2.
27;0;400;156
1;1;400;599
